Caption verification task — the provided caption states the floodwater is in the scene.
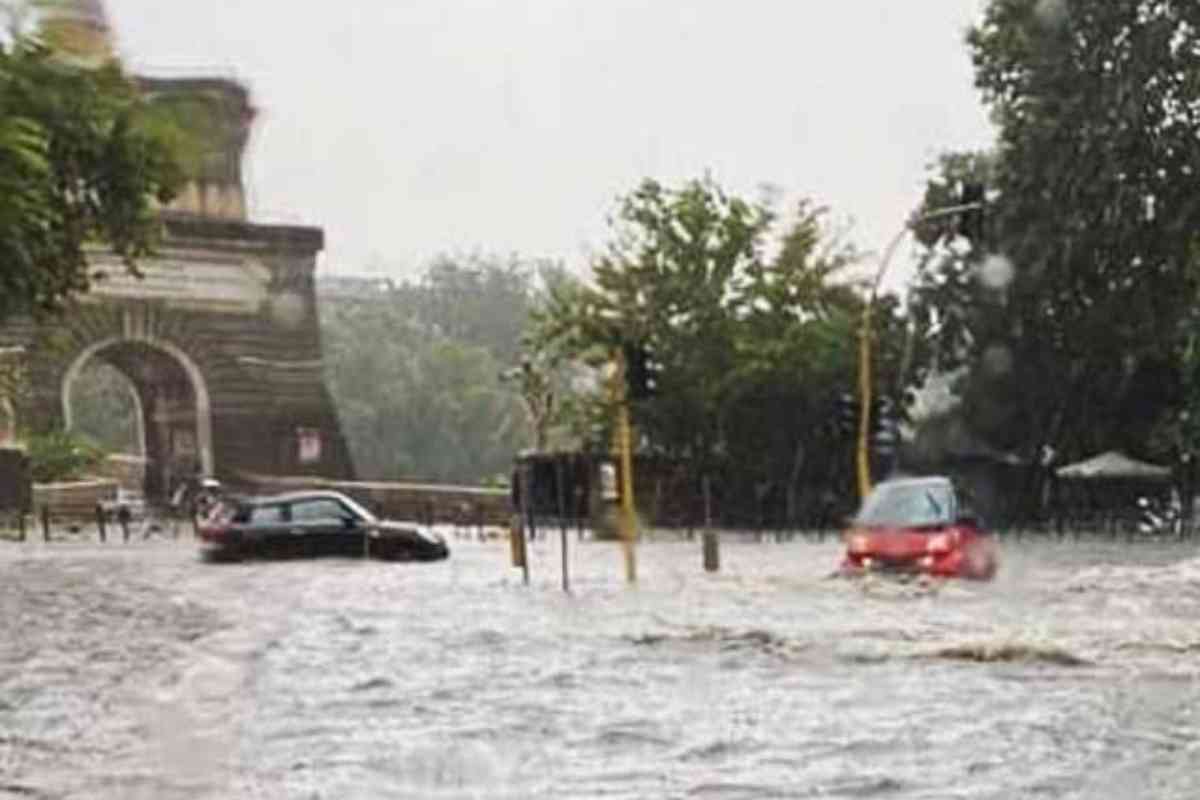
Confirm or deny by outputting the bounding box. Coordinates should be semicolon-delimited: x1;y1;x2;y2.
2;530;1200;799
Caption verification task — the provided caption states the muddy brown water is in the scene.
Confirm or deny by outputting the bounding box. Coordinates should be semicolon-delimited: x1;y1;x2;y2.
2;533;1200;799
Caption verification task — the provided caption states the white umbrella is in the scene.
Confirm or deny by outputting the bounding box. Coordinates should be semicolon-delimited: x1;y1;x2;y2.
1055;450;1172;480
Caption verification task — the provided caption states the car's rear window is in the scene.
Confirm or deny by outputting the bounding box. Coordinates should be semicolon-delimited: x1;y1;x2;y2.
856;483;955;528
241;504;286;524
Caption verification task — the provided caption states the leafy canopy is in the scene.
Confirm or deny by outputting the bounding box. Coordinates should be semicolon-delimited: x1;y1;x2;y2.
527;176;914;513
911;0;1200;460
0;33;185;323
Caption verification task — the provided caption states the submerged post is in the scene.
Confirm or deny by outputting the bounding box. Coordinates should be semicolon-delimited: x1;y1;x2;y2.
556;457;570;593
517;460;531;585
703;475;719;573
118;505;131;543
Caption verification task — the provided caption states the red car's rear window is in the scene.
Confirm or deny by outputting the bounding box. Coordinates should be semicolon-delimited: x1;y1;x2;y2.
855;482;956;528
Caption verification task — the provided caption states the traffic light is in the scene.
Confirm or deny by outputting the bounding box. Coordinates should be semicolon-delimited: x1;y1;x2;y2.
957;181;986;242
622;341;659;400
872;396;900;474
836;392;857;436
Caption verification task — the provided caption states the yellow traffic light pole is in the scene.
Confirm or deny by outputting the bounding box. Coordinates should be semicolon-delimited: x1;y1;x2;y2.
611;349;638;583
856;227;908;501
857;201;986;500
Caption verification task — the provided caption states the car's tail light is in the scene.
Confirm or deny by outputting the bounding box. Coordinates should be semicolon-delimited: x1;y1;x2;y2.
197;524;229;543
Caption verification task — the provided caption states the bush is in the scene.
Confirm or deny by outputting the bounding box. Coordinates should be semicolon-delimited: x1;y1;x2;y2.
24;430;107;483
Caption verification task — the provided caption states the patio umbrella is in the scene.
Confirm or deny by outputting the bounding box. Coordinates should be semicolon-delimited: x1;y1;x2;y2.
1055;450;1172;481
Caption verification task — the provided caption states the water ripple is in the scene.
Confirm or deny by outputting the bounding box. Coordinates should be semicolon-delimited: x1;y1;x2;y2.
5;537;1200;797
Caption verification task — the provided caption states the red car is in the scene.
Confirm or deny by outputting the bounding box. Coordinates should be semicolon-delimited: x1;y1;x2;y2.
839;476;998;580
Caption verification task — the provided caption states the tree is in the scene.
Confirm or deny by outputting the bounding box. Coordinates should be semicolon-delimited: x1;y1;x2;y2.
318;255;551;484
910;0;1200;466
68;360;139;453
0;32;185;324
412;253;537;366
545;177;775;478
527;177;905;523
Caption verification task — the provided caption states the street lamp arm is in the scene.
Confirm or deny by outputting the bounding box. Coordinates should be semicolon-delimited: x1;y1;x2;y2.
855;199;986;500
868;201;983;302
870;226;911;302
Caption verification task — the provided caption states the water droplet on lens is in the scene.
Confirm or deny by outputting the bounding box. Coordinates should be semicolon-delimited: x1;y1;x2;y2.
269;291;307;329
978;255;1015;291
1034;0;1069;26
982;344;1013;376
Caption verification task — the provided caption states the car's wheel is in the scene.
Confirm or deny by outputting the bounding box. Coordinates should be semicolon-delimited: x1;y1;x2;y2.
200;545;243;563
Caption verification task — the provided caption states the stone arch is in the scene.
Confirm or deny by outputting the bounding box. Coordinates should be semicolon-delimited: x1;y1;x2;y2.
5;216;355;487
61;333;214;480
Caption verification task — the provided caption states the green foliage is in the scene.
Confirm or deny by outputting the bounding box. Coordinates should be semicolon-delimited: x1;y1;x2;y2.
416;255;537;367
24;428;106;483
69;360;139;453
0;32;185;324
319;254;552;483
526;176;907;511
910;0;1200;463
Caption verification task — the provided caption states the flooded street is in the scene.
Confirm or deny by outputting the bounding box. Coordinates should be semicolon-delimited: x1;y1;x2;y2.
4;533;1200;799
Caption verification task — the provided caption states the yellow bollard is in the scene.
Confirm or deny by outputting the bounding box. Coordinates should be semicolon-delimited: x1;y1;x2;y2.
509;516;527;568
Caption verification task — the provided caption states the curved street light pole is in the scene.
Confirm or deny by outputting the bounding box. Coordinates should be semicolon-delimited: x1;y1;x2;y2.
856;201;985;501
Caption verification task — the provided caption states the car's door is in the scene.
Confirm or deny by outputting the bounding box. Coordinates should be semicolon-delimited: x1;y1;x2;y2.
289;497;365;556
244;502;290;555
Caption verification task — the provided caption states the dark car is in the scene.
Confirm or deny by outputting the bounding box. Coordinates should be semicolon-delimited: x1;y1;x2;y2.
197;490;449;562
838;476;997;581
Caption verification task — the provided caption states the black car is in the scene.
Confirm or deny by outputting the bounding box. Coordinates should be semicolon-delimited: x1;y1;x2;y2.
197;490;449;562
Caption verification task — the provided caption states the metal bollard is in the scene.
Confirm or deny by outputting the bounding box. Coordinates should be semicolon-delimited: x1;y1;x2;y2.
702;476;718;572
703;531;720;572
118;506;131;543
41;506;50;542
96;504;107;543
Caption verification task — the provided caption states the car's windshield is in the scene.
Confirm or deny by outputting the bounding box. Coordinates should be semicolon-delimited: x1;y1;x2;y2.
336;494;377;524
855;482;956;528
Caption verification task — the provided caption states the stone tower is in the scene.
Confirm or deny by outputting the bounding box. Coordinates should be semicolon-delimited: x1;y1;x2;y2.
35;0;115;66
141;77;255;221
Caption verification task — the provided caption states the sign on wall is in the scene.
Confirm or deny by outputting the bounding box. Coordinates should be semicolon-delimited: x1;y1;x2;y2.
298;428;322;464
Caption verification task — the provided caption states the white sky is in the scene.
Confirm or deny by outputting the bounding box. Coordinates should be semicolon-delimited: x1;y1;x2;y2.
105;1;996;290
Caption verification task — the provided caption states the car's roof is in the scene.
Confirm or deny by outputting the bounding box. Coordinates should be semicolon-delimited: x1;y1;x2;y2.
239;489;355;506
872;476;955;491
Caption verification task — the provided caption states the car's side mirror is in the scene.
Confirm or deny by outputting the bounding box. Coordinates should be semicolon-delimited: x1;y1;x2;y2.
342;516;360;529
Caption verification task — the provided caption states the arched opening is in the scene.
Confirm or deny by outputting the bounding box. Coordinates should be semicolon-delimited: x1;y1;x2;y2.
69;361;144;455
63;337;213;501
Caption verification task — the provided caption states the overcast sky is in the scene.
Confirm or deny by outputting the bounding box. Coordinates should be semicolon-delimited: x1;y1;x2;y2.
105;1;995;288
